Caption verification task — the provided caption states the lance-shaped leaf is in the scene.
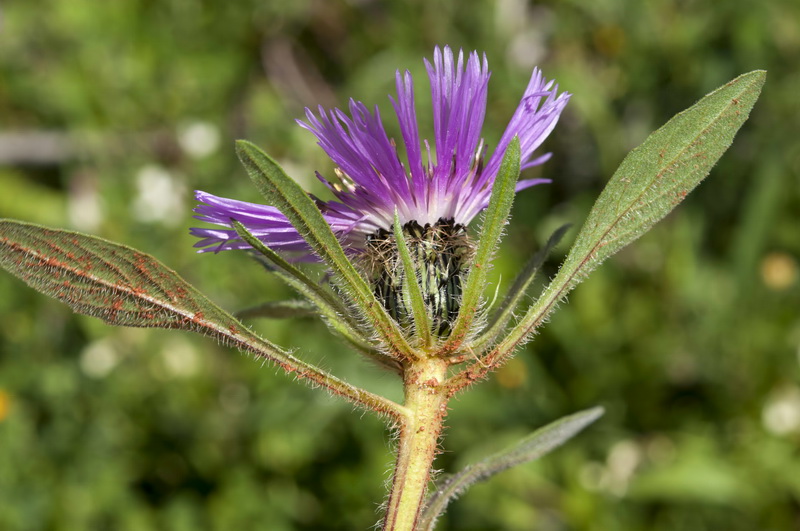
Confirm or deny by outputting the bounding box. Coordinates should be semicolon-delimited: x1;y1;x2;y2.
470;224;570;354
233;220;355;322
0;219;406;419
419;406;604;530
235;141;419;361
393;211;432;348
449;71;765;391
232;221;400;372
235;299;317;319
440;137;521;355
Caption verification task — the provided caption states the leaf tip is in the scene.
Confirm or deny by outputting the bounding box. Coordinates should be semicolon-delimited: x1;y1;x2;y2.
234;139;262;163
733;69;767;90
584;405;606;422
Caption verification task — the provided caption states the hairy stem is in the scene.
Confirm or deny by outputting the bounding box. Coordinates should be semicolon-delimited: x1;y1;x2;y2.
383;358;449;531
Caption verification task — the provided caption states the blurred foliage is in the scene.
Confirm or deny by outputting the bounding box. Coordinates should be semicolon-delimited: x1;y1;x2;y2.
1;0;798;529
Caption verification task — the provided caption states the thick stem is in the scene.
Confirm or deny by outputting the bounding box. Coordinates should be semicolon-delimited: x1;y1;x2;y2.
383;358;449;531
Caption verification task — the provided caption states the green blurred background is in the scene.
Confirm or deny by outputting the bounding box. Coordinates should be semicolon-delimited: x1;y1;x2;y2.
1;0;798;529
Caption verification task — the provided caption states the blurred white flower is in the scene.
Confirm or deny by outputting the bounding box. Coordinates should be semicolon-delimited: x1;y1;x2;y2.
578;439;643;496
132;165;186;226
79;338;119;378
178;121;221;159
762;386;800;436
160;337;200;379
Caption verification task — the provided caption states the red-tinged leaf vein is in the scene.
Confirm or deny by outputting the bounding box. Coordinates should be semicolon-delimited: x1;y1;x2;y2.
0;220;406;419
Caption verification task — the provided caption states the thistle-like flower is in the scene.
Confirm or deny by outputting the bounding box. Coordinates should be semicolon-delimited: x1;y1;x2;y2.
192;46;569;336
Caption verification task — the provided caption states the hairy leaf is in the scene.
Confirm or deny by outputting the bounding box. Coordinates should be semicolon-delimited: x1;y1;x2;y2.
471;223;570;354
419;406;604;530
441;137;521;355
232;220;354;321
235;141;419;361
0;219;405;418
235;299;317;319
493;71;766;363
232;220;399;372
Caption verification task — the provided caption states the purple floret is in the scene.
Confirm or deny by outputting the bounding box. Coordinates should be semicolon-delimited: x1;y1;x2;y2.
192;46;569;258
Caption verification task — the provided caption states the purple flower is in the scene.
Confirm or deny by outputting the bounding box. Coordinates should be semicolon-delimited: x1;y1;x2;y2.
191;46;569;259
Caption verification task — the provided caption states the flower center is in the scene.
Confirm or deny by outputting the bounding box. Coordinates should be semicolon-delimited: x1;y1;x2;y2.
365;218;473;337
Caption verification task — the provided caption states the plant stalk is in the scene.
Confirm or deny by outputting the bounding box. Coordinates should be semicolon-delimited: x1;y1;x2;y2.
383;358;449;531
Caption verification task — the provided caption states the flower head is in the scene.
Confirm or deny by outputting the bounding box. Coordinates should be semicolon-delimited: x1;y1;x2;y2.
191;46;569;258
191;46;569;336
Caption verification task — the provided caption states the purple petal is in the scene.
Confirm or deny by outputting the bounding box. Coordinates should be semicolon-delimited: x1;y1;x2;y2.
515;178;552;192
191;190;314;254
191;190;384;257
390;70;426;201
484;69;570;181
521;152;553;170
425;46;491;188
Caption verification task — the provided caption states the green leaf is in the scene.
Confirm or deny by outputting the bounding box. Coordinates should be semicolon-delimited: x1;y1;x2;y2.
235;299;317;319
232;220;355;322
440;137;521;355
393;211;432;348
419;406;604;530
235;141;419;361
470;224;571;354
231;219;352;316
498;70;766;356
0;219;406;418
232;220;400;372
